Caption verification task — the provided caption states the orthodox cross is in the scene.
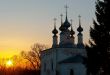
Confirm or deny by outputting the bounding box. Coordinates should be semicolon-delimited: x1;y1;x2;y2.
78;15;81;26
64;5;69;16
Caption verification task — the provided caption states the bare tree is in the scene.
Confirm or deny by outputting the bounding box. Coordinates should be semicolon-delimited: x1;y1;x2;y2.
21;43;49;70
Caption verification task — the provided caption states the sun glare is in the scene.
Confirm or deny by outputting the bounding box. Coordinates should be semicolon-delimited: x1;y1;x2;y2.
6;60;13;67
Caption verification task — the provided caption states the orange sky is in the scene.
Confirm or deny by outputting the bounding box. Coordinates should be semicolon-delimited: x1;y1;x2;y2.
0;0;95;58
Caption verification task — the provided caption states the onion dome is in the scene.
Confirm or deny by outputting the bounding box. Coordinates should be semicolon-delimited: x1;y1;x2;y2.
59;14;66;31
77;25;83;32
59;18;71;31
70;28;75;35
70;19;75;35
77;15;83;32
52;18;58;34
63;5;70;28
52;27;58;34
59;5;71;31
63;17;71;28
59;24;66;31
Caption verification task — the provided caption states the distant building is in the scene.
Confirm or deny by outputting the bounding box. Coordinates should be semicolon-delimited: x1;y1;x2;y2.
41;6;87;75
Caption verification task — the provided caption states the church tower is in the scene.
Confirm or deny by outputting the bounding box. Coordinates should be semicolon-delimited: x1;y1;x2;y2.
70;19;75;45
59;5;74;47
77;15;84;48
52;18;58;48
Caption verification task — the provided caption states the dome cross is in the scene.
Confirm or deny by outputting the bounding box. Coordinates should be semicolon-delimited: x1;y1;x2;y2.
60;14;63;25
78;15;81;26
54;18;57;28
64;5;69;19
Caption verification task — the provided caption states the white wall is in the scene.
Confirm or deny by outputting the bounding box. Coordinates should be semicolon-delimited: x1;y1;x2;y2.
41;47;87;75
41;48;57;75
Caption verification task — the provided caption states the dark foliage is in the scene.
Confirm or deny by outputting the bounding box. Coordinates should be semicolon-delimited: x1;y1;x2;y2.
0;68;40;75
86;0;110;75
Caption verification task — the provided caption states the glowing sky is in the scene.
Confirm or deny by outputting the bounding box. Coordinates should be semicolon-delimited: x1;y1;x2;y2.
0;0;95;58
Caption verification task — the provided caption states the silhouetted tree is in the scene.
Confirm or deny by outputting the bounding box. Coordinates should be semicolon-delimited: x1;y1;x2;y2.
86;0;110;75
21;43;49;70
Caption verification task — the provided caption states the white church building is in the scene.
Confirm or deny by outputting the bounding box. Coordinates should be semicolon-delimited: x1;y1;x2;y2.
41;6;87;75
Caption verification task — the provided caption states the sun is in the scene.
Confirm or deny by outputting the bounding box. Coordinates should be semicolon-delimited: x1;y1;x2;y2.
6;59;13;67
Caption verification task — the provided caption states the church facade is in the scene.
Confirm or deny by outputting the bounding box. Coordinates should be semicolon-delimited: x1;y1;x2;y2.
41;6;87;75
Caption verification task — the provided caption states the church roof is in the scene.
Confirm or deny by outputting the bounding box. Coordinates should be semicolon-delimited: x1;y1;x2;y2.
59;43;76;48
59;55;86;64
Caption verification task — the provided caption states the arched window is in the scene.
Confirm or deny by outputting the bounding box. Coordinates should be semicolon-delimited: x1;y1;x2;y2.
70;69;74;75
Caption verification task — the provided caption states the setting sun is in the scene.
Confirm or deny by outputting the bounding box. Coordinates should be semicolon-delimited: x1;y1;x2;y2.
6;60;13;67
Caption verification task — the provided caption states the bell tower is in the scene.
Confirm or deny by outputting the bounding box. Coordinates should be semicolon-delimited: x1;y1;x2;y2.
59;5;72;47
77;15;84;48
52;18;58;48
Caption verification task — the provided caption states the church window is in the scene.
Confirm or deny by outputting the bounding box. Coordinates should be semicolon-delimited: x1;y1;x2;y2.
70;69;74;75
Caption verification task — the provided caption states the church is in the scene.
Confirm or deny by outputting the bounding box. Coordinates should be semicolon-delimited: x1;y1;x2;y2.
41;6;87;75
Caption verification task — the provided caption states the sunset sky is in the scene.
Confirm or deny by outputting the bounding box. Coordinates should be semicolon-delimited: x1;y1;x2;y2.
0;0;95;58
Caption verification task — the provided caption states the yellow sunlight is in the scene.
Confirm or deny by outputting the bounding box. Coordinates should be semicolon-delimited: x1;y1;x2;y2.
6;59;13;67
